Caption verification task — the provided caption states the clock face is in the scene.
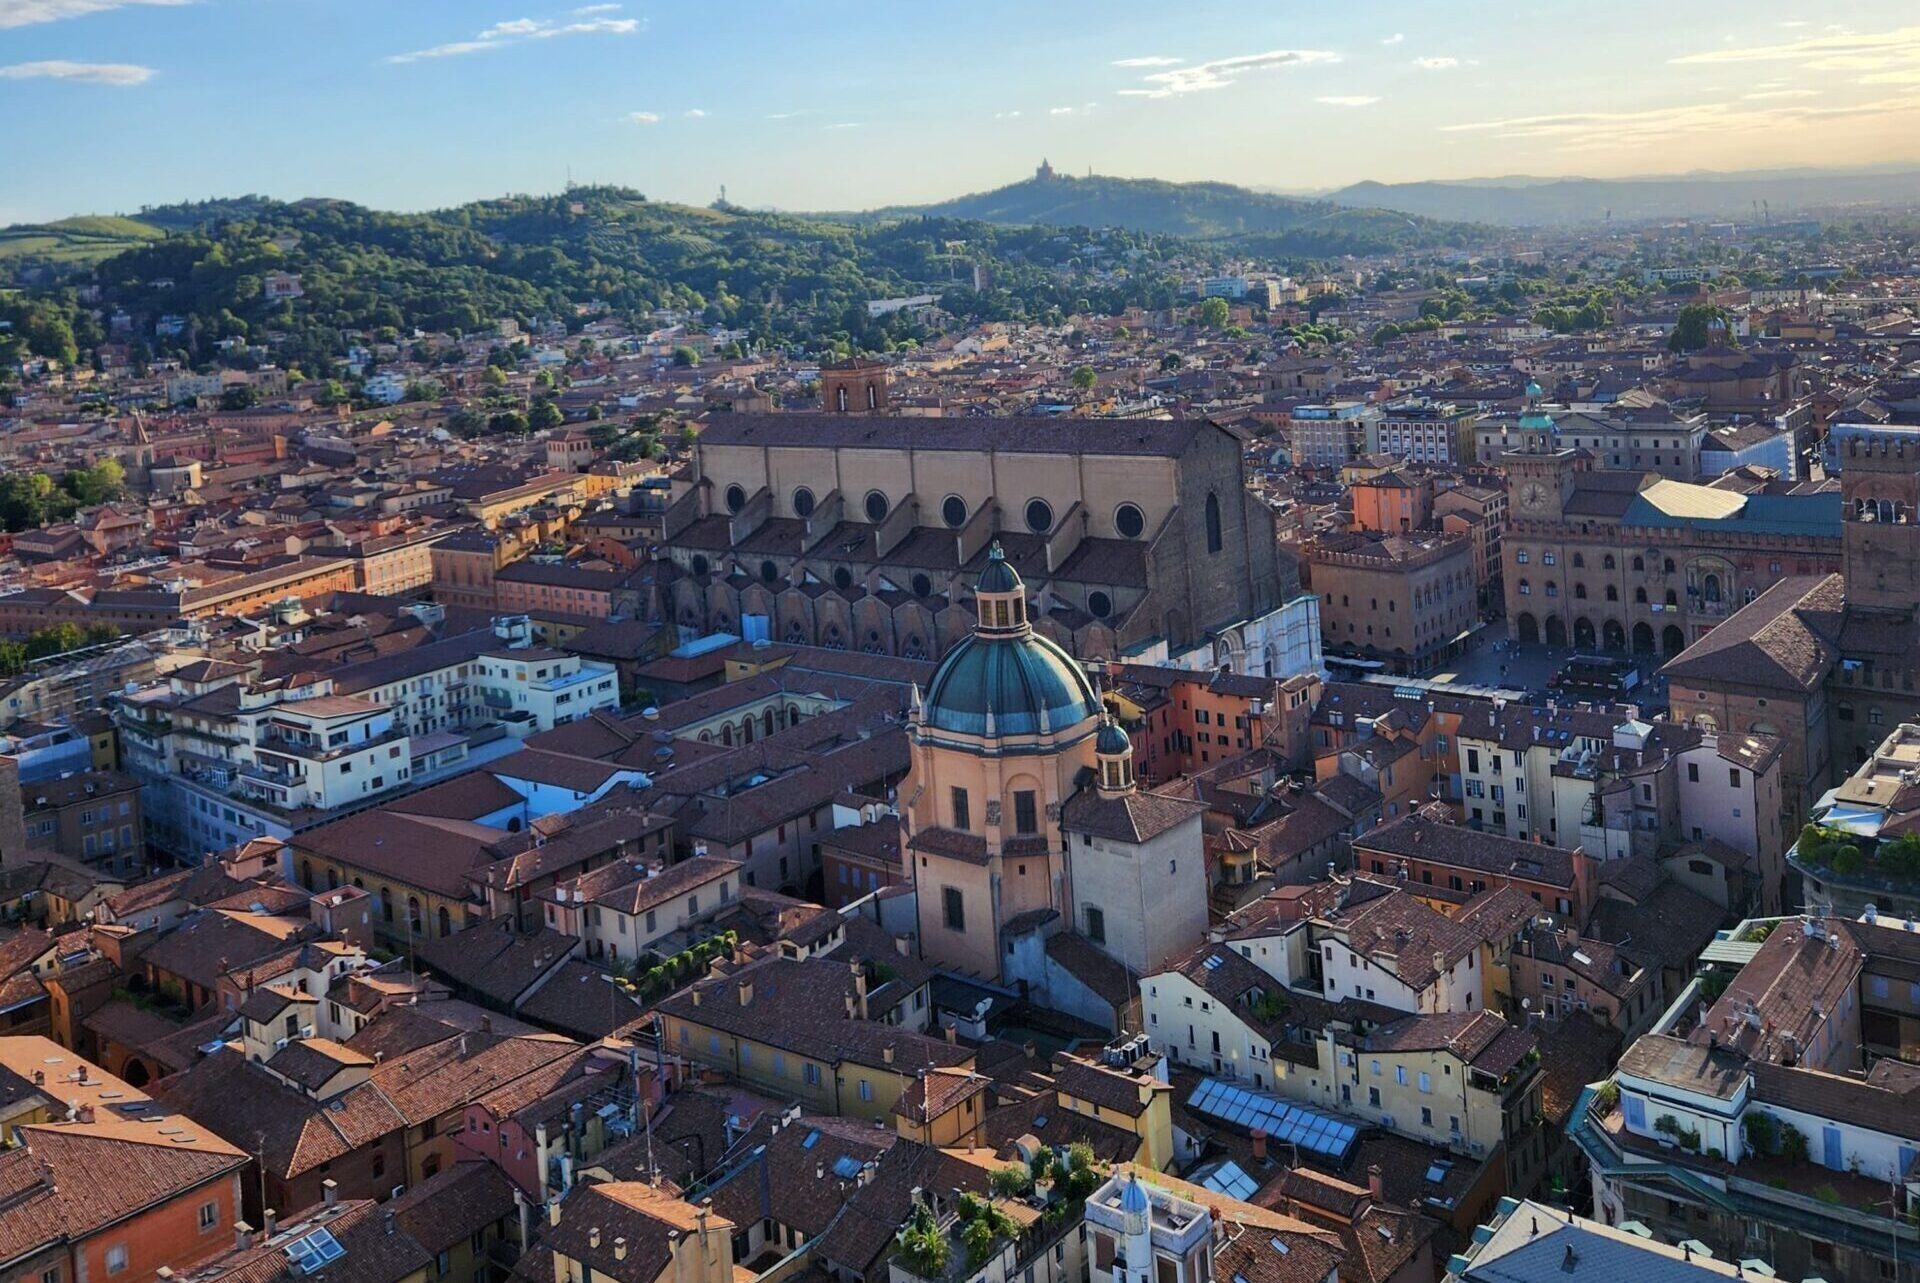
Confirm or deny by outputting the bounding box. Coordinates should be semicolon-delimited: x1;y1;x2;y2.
1520;482;1549;512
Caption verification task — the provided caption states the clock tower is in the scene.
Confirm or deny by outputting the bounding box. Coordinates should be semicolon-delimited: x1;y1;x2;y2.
1503;448;1579;523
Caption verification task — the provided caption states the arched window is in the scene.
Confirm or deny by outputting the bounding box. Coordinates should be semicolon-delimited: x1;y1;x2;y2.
835;386;849;413
1572;553;1585;568
1517;578;1531;596
721;724;733;746
1663;558;1676;574
436;905;451;937
1603;554;1616;570
1605;585;1618;601
742;717;754;743
1632;556;1644;572
380;887;394;923
763;709;775;737
406;896;421;933
1635;587;1647;603
866;382;878;410
1205;493;1223;554
1703;574;1722;603
1665;589;1678;606
1574;584;1587;599
301;859;313;888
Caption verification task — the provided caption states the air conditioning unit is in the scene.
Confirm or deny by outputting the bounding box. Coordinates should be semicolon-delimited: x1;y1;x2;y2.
274;1037;289;1050
390;1185;406;1200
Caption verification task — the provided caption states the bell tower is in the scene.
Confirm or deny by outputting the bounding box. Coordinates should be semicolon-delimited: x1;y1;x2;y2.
1503;448;1578;523
1841;430;1920;615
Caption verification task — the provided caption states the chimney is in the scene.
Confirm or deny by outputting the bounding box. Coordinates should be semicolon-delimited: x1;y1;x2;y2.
844;994;857;1019
1251;1128;1269;1162
1433;951;1446;979
323;1179;338;1207
1368;1165;1384;1200
263;1209;278;1237
614;1238;628;1262
480;1014;492;1034
882;1045;895;1065
76;1104;95;1124
691;988;702;1007
384;1210;396;1236
944;1024;958;1045
589;1228;602;1250
234;1221;256;1252
738;979;753;1006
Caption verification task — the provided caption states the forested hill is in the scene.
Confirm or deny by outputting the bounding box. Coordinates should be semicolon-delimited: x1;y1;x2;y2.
882;173;1484;255
4;187;1204;373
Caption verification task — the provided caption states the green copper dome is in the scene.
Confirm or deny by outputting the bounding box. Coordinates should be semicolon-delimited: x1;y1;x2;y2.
922;630;1100;740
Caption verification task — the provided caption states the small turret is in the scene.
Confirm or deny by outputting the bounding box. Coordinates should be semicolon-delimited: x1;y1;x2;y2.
1096;715;1136;797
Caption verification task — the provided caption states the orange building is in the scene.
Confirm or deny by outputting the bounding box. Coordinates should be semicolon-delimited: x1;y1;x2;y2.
1349;468;1434;534
0;1037;249;1283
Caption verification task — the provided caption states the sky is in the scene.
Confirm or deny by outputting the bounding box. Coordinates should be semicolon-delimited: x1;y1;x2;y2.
5;0;1920;224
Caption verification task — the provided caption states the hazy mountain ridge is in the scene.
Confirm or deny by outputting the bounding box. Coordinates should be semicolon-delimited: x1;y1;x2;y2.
1327;168;1920;226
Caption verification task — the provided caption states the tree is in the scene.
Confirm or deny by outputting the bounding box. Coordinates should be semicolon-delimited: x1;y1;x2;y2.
672;345;701;368
62;459;125;507
220;384;256;411
528;399;565;431
488;410;530;436
1668;302;1731;353
1159;352;1182;371
1197;296;1231;330
481;365;509;389
1070;365;1096;393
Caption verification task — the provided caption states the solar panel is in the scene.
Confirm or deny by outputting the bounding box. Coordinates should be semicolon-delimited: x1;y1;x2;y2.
832;1155;864;1179
801;1129;821;1150
1185;1078;1359;1164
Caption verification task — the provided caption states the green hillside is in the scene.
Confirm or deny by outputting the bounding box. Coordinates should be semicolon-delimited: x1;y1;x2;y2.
4;186;1196;371
0;215;164;267
891;173;1482;255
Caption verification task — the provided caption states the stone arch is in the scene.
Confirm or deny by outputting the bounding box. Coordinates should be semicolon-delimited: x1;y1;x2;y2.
1603;619;1626;651
1632;622;1655;654
1544;616;1567;648
1573;617;1596;650
1662;625;1685;657
1515;613;1539;644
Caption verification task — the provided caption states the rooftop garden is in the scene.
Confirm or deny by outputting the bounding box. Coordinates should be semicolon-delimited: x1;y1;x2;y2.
1793;824;1920;887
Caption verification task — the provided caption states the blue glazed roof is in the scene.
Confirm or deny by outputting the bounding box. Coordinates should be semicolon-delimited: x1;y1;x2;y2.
1096;720;1132;754
922;629;1100;739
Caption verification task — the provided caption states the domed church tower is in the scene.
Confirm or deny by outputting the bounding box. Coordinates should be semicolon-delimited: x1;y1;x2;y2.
905;544;1102;981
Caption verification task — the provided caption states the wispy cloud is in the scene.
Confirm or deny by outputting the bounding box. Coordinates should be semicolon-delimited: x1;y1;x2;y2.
627;111;659;124
683;108;706;118
1743;87;1820;99
389;11;639;64
1112;55;1182;67
571;2;620;11
0;57;151;82
1117;47;1338;99
993;109;1022;119
1317;95;1380;106
1441;93;1920;151
1671;24;1920;71
1380;32;1404;45
824;122;860;130
1412;55;1464;70
0;0;184;29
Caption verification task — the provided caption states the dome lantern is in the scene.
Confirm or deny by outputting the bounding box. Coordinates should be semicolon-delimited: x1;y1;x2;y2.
1095;716;1135;797
974;542;1030;635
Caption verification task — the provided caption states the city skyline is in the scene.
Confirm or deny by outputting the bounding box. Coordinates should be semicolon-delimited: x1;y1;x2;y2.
5;0;1920;224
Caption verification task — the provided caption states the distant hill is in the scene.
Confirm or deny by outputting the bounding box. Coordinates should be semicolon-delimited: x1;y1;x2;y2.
0;214;163;267
1327;167;1920;227
877;173;1483;256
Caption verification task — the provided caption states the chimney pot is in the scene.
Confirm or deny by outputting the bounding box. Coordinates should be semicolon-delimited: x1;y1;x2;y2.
589;1227;601;1249
263;1209;278;1237
1368;1165;1384;1201
323;1179;338;1207
234;1222;255;1252
614;1238;627;1262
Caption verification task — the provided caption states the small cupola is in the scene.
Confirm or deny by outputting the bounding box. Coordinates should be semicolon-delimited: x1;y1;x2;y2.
1095;715;1136;797
974;542;1030;635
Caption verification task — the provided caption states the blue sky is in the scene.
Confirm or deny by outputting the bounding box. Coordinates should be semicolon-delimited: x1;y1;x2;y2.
4;0;1920;224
